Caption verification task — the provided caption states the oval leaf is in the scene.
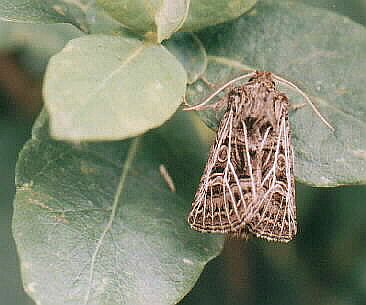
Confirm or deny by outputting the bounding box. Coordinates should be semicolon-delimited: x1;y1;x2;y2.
164;32;207;84
0;0;93;32
187;0;366;186
180;0;257;32
96;0;189;42
43;34;187;141
0;21;81;56
13;110;224;305
155;0;189;42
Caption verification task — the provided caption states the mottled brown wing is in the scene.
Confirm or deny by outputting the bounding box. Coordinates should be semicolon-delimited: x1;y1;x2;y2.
188;73;297;242
245;113;296;242
187;106;254;234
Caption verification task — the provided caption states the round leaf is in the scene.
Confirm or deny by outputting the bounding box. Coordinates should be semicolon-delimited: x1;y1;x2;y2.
187;0;366;186
155;0;190;42
96;0;189;42
13;110;224;305
164;32;207;84
180;0;257;32
0;0;92;32
43;34;187;141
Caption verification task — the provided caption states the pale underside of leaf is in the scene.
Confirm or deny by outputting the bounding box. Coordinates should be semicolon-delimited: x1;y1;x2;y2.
44;34;187;141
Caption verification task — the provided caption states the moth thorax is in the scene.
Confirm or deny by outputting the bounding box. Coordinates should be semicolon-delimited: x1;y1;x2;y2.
227;87;245;109
249;71;276;87
253;83;277;102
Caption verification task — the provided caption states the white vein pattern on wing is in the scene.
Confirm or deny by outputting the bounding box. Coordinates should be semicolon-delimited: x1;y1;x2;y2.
192;110;232;222
223;111;237;228
283;116;296;234
242;121;256;199
225;112;246;226
204;110;234;228
255;117;284;221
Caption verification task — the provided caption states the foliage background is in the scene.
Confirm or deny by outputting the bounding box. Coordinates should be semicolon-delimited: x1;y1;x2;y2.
0;0;365;304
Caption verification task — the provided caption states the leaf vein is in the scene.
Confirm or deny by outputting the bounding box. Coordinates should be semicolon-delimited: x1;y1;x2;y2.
83;137;141;305
78;43;145;109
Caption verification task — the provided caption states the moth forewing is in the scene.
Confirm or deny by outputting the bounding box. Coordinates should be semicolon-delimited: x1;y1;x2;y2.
188;72;297;242
246;106;296;242
189;110;236;232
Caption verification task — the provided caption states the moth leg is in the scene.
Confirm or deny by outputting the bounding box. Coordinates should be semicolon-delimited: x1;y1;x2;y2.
182;96;219;111
199;76;216;89
200;77;240;94
288;102;306;112
183;95;228;112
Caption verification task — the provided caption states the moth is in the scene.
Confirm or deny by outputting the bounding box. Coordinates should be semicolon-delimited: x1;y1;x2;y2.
185;71;333;242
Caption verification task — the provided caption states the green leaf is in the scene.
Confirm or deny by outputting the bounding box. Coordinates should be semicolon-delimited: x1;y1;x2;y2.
180;0;257;32
154;0;190;42
43;34;187;141
13;110;224;305
0;119;35;305
187;0;366;186
0;0;93;32
164;32;207;84
86;8;132;36
96;0;189;42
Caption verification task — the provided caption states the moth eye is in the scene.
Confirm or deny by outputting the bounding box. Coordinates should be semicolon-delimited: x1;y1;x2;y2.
218;145;228;162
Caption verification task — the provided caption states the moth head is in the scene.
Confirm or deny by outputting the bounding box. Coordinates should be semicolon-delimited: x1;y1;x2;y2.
249;71;276;89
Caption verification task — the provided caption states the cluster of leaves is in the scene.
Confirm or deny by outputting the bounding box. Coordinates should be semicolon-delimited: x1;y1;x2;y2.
0;1;365;305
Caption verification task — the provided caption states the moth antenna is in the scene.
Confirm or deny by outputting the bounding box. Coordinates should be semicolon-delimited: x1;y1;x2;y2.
184;72;256;111
272;74;335;132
